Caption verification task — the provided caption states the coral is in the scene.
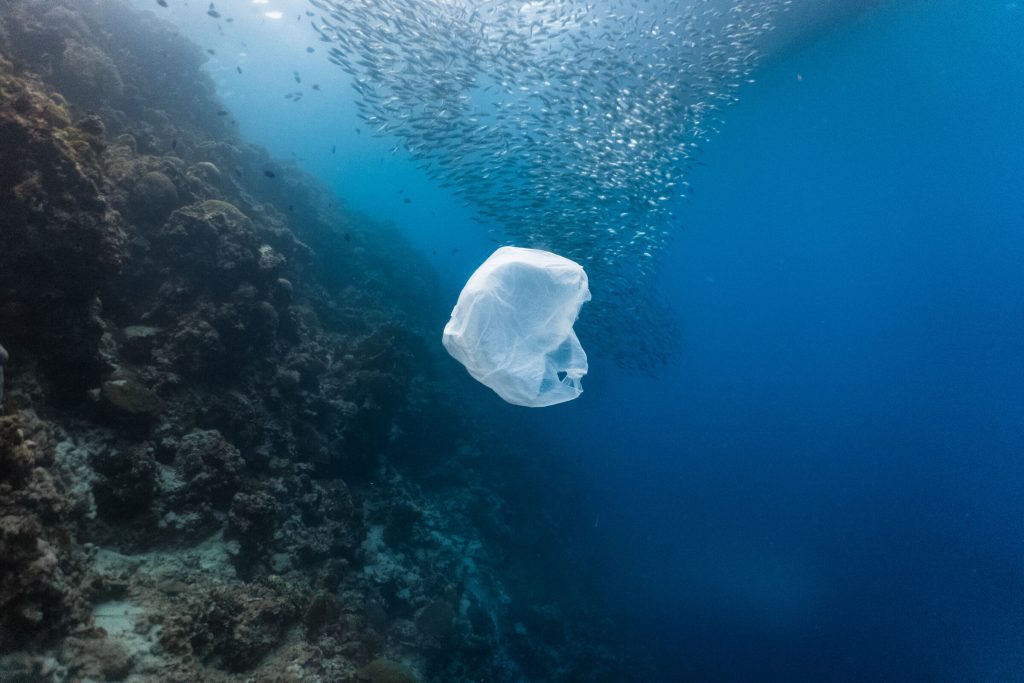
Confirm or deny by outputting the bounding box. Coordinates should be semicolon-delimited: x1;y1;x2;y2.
174;429;244;509
60;635;134;681
0;54;126;396
98;375;164;421
128;171;179;224
56;39;124;107
225;489;278;572
0;411;86;651
161;581;300;672
303;590;340;636
157;200;261;291
91;444;158;519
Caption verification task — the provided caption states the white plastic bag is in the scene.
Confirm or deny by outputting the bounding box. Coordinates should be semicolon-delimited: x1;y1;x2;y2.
442;246;591;407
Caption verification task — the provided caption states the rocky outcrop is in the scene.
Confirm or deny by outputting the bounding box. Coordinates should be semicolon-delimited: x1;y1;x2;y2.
0;411;88;652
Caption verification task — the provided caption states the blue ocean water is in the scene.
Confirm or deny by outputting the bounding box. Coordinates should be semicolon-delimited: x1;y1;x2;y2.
141;0;1023;679
543;1;1024;679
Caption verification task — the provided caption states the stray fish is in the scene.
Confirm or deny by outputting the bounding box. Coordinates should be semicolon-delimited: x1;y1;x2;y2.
264;170;276;178
236;66;242;74
403;197;411;204
344;233;351;242
216;110;228;116
156;0;168;7
306;47;315;53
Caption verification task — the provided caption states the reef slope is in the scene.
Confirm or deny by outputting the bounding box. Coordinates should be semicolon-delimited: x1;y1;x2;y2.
0;1;618;681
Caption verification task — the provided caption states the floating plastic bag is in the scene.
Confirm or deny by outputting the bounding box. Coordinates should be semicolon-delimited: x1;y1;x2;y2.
442;246;591;407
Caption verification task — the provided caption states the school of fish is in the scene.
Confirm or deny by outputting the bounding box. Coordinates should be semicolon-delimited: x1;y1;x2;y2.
307;0;790;370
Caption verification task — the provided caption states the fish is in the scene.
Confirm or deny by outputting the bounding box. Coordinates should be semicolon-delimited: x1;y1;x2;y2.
306;0;784;368
216;110;228;116
156;0;168;7
236;66;242;74
264;170;276;178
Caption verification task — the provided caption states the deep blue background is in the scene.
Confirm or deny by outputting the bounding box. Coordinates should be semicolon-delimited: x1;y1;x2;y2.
532;1;1024;679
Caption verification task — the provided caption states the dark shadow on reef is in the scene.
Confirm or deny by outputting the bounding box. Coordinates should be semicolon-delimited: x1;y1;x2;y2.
0;1;623;681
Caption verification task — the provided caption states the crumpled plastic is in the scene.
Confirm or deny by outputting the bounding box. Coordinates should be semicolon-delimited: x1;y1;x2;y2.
442;246;591;407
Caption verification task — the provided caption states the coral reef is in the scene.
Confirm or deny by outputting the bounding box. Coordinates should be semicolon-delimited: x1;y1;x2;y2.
0;0;622;680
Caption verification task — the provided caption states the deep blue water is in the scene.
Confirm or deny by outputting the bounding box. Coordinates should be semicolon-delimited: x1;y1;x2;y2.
145;0;1023;679
539;1;1024;679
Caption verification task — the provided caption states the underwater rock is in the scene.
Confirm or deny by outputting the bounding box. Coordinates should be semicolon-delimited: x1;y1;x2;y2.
128;170;178;224
357;657;418;683
160;581;300;672
225;489;278;571
76;113;105;139
414;599;455;642
91;445;158;519
0;411;87;651
382;503;421;548
56;39;123;108
174;429;244;509
162;315;226;378
302;590;339;637
0;55;126;394
60;635;133;681
258;243;287;274
466;600;494;638
157;199;261;289
98;376;164;420
270;277;293;306
119;325;160;363
188;160;221;185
